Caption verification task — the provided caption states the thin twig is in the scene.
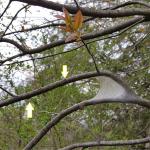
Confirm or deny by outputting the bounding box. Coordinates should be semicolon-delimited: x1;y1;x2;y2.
0;86;16;97
0;5;29;38
11;0;150;18
0;17;145;66
29;54;39;76
59;136;150;150
74;0;99;73
0;0;12;19
74;0;80;9
108;1;150;10
81;39;99;73
2;45;83;66
3;17;94;37
0;17;145;67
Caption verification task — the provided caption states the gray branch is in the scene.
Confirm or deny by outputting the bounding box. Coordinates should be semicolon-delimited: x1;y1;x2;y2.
0;71;150;108
12;0;150;18
0;16;145;65
59;136;150;150
24;97;150;149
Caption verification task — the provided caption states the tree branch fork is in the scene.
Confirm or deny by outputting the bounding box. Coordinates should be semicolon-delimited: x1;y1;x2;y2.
0;70;149;149
24;94;150;149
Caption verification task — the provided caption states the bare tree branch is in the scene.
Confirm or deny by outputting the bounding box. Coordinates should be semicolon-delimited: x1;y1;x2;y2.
0;86;16;97
1;17;145;66
4;17;94;37
81;39;99;73
4;23;64;36
73;0;99;73
2;45;83;66
24;97;150;149
59;137;150;150
0;38;28;53
108;1;150;10
0;0;12;19
0;71;150;108
0;16;145;65
0;5;29;38
11;0;150;18
0;53;25;66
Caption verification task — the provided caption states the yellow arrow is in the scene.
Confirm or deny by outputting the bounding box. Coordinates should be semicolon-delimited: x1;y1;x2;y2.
25;103;34;119
61;65;68;78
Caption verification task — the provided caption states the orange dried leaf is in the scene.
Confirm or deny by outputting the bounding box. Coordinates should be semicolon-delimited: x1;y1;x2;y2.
74;10;83;31
63;7;71;25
